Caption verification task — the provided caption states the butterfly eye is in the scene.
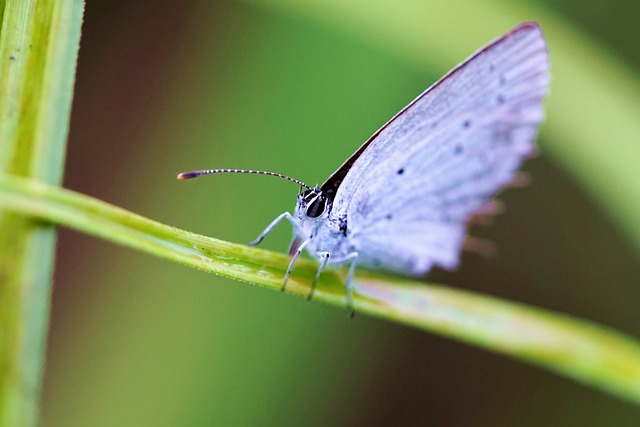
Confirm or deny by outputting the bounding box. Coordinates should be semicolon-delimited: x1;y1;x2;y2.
301;189;328;218
306;196;327;218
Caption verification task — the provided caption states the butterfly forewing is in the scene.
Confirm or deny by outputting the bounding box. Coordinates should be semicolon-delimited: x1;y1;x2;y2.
327;22;549;274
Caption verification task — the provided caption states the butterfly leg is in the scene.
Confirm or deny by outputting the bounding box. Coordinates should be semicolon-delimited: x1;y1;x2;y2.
344;254;359;318
307;251;330;301
282;237;311;292
248;212;302;246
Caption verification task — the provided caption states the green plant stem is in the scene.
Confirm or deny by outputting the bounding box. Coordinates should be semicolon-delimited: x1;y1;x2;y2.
2;174;640;405
0;1;84;426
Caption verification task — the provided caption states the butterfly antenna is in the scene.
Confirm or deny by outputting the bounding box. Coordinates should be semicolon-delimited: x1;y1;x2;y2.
177;168;311;190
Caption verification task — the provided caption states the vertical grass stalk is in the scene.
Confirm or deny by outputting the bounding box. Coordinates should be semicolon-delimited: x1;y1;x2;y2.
0;1;84;425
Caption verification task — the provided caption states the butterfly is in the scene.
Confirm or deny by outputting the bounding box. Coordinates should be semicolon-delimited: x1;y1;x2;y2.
179;22;550;313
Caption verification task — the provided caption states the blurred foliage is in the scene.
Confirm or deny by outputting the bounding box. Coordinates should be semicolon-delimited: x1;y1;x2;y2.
3;0;632;426
241;0;640;255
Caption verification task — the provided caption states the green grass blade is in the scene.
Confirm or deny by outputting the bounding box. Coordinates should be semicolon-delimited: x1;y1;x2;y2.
0;1;84;425
2;174;640;405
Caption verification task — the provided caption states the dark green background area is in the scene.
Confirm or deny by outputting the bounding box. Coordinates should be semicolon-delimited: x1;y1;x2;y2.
42;1;640;425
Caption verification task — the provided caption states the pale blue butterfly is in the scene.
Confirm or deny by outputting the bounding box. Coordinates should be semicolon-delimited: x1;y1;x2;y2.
179;22;550;313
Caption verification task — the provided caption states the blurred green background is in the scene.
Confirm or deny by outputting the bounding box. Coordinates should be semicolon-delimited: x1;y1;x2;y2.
42;0;640;425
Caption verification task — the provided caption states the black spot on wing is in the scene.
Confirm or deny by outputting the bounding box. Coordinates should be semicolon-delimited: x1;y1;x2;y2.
397;168;405;175
339;216;348;236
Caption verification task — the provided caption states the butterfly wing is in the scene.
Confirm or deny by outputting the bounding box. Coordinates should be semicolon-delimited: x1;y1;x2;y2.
329;22;550;275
